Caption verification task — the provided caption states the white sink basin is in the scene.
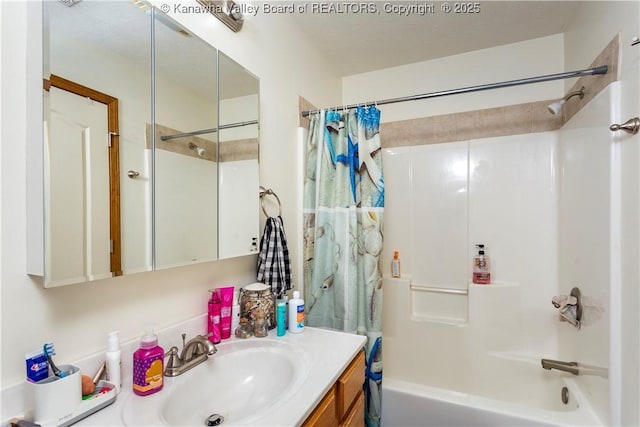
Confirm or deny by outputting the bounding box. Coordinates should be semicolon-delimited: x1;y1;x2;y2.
121;339;310;426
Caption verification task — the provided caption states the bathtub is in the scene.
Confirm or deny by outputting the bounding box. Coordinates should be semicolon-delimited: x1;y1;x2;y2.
381;357;603;427
380;277;608;426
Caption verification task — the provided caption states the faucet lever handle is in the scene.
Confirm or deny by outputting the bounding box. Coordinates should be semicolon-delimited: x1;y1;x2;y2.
193;335;214;356
165;346;182;371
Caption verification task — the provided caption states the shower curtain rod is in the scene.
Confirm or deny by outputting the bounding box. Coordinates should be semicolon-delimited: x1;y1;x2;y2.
160;119;259;141
301;65;608;117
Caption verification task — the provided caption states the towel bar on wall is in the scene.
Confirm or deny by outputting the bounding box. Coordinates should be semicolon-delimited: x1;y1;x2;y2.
259;186;282;217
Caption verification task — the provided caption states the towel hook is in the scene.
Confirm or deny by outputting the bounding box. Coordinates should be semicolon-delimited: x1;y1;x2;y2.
259;186;282;217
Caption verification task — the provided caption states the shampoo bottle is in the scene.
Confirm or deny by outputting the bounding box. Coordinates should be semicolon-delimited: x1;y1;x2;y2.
208;290;221;344
391;250;401;278
105;330;122;394
132;325;164;396
288;291;305;334
473;244;491;284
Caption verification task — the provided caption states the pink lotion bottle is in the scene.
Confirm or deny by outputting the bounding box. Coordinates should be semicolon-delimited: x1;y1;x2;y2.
132;325;164;396
218;287;234;339
208;290;221;344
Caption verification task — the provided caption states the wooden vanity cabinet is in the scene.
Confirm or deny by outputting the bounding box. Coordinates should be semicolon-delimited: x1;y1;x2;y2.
303;350;365;427
302;386;338;427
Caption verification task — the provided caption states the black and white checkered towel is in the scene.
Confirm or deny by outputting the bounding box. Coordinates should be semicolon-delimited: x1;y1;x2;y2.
257;215;292;298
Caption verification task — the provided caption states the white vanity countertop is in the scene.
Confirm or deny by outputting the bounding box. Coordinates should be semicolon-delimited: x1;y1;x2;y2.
74;327;366;427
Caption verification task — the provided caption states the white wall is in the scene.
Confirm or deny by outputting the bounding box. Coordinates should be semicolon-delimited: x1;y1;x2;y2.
0;1;341;392
219;94;259;141
343;34;565;123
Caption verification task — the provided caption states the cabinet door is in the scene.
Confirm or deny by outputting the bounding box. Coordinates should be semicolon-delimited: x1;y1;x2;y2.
337;351;365;420
303;385;337;427
339;390;365;427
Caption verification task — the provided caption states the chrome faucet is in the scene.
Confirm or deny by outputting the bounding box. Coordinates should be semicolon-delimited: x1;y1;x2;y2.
541;359;579;375
164;333;217;377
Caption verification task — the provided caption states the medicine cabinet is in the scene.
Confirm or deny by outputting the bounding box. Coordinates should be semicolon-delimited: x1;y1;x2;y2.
37;1;259;287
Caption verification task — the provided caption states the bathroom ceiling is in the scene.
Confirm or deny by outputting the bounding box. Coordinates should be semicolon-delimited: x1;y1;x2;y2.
289;1;582;76
48;1;583;93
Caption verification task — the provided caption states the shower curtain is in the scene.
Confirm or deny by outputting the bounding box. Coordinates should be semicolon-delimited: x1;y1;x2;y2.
303;106;384;427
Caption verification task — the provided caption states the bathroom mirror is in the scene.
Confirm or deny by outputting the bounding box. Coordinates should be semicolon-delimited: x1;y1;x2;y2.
217;52;260;259
43;0;153;286
152;10;219;269
42;1;260;286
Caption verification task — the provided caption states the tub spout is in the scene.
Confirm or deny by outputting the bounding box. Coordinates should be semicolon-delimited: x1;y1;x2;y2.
541;359;579;375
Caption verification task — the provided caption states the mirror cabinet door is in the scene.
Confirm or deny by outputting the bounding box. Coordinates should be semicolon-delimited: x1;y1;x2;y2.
152;10;219;269
42;2;260;286
217;52;260;259
44;0;152;286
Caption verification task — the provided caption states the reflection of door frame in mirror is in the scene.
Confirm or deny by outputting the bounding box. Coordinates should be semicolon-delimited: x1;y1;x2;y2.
43;74;123;276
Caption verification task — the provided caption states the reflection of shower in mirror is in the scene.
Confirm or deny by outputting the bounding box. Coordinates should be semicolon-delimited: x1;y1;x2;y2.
188;142;206;157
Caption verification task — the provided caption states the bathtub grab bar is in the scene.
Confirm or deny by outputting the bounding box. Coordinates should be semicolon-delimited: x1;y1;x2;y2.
410;284;468;295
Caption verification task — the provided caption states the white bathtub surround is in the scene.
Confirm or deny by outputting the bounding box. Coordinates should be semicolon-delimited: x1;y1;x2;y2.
382;278;604;426
382;131;560;352
380;83;621;426
383;278;555;388
1;317;365;426
557;82;621;424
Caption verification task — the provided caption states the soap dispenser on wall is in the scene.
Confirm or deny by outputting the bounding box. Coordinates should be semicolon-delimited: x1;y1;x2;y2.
472;244;491;284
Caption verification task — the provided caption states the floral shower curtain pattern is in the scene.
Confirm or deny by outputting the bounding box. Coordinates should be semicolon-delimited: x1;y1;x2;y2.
303;106;384;427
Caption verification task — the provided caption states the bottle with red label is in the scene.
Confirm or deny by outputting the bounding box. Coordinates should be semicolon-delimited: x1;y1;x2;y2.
472;244;491;284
